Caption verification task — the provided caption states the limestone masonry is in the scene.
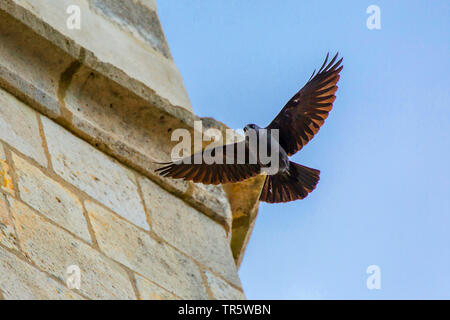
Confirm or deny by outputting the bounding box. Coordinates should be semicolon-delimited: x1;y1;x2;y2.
0;0;264;299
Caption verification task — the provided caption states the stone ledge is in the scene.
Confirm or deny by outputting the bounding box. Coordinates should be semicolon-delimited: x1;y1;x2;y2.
0;2;264;266
4;0;190;111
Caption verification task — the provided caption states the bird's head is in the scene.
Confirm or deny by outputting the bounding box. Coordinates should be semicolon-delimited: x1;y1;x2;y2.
243;123;261;133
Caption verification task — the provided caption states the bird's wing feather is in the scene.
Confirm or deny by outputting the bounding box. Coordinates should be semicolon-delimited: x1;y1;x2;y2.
155;141;261;184
259;161;320;203
267;53;343;156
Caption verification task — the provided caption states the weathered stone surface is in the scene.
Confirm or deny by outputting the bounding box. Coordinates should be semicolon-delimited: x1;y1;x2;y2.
191;183;233;228
7;0;192;111
12;152;91;242
205;270;246;300
62;65;232;229
135;274;178;300
0;1;264;300
8;197;136;300
139;177;241;288
0;246;84;300
0;144;14;195
224;175;266;266
0;9;71;118
140;0;157;11
0;193;17;250
64;64;191;169
41;116;149;230
0;2;240;235
85;200;208;299
0;88;47;167
90;0;170;58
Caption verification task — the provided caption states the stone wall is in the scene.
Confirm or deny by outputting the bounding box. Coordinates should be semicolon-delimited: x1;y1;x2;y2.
0;0;264;299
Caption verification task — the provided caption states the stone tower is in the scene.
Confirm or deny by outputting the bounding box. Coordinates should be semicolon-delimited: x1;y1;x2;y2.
0;0;264;299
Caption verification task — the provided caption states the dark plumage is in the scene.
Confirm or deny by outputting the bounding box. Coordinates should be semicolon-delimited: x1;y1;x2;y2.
156;53;343;203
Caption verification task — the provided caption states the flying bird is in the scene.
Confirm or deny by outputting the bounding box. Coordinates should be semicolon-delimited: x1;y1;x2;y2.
156;53;343;203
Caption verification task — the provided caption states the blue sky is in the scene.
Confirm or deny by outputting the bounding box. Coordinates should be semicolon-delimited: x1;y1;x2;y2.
157;1;450;299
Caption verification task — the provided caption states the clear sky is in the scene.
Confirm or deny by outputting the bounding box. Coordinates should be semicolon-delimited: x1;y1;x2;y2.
157;1;450;299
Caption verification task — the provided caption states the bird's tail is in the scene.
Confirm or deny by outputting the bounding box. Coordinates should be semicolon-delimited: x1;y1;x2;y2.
259;161;320;203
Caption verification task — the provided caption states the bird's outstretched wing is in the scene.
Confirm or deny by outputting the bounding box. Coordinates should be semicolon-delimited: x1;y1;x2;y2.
267;53;343;156
155;141;261;184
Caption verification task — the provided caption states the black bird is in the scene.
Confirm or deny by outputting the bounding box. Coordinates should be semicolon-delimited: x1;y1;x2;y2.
156;53;343;203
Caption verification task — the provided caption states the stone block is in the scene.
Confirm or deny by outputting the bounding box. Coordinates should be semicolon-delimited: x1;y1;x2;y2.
0;144;14;195
89;0;170;58
41;116;149;230
0;88;47;167
135;274;178;300
12;152;91;242
8;197;136;300
0;246;84;300
205;270;246;300
0;193;17;250
85;200;208;299
139;177;241;288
